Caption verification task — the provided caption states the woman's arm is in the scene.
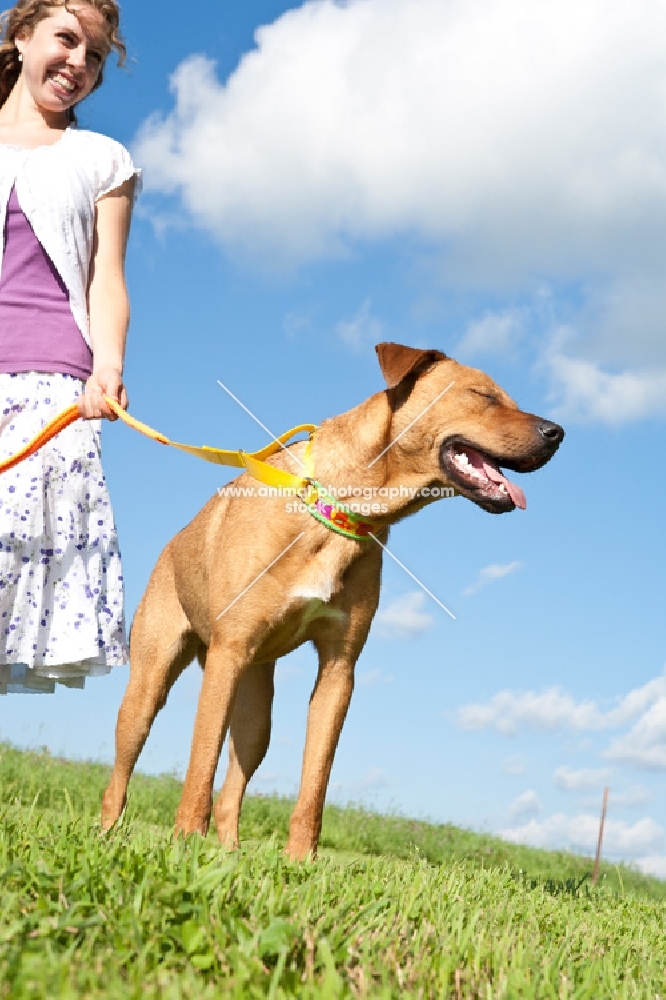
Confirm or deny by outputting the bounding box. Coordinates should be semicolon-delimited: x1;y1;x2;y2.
79;176;136;420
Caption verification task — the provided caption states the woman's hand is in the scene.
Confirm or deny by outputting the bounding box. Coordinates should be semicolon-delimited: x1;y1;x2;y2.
79;367;128;420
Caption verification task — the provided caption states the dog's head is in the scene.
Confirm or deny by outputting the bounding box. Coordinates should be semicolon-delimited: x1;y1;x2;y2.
376;342;564;514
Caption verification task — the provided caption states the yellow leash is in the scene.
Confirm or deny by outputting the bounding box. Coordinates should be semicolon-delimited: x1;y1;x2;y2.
0;395;317;493
0;395;387;541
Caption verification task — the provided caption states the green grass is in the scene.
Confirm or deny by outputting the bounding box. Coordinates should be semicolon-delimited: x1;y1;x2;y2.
1;743;665;998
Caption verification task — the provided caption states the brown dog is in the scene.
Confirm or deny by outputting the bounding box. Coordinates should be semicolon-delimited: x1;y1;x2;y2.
102;343;563;857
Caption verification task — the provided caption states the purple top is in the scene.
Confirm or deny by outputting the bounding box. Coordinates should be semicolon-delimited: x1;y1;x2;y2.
0;186;93;379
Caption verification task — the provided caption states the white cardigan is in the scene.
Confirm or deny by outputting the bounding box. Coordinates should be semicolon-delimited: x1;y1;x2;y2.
0;128;141;349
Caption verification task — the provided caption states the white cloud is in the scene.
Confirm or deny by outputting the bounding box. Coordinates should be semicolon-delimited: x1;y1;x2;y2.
357;668;393;687
358;766;390;791
250;768;280;787
457;670;666;736
545;343;666;425
456;308;527;359
554;766;611;793
375;592;434;639
274;662;304;683
634;855;666;879
602;786;651;810
462;560;522;597
134;0;666;282
335;297;384;352
578;276;666;370
457;294;666;425
459;687;600;735
329;766;390;801
283;308;314;339
500;813;664;858
605;697;666;770
501;756;526;776
507;789;541;822
133;0;666;424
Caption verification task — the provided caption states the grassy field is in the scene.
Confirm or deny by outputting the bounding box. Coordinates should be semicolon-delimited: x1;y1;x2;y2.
1;743;665;998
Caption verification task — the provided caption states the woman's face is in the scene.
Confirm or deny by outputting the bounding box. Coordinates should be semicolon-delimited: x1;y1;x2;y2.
15;5;108;118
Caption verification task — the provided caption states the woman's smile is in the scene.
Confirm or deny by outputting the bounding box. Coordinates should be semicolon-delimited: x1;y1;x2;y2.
49;70;80;97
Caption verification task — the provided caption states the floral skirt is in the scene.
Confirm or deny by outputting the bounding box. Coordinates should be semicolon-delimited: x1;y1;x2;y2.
0;372;128;694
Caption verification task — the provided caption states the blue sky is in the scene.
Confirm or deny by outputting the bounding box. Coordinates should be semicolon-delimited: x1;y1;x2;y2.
3;0;666;876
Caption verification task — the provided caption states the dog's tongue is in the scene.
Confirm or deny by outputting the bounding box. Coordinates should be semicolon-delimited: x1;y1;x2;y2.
482;459;527;510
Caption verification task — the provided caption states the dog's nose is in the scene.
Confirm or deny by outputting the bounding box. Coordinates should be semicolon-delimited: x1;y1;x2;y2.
538;420;565;445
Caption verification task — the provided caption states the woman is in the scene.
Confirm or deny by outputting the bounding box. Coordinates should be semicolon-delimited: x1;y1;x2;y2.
0;0;140;693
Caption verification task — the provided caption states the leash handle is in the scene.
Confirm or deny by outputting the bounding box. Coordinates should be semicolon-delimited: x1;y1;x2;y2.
0;402;81;475
104;396;170;445
0;396;124;476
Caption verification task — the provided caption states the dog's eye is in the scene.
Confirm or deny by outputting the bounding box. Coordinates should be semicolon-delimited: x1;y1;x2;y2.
471;389;501;405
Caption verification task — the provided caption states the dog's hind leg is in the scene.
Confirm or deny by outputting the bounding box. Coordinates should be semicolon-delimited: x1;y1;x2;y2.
101;547;200;829
212;660;275;847
174;637;253;837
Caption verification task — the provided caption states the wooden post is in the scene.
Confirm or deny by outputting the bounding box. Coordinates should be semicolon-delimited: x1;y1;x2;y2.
592;787;609;885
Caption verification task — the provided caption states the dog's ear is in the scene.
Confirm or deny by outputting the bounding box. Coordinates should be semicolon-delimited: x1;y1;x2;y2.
375;342;448;390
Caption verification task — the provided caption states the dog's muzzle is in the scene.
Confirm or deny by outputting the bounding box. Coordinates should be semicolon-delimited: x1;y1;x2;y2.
439;419;565;514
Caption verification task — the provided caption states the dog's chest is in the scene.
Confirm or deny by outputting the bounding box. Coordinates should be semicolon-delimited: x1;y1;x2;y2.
287;578;347;642
254;592;345;662
286;536;353;608
252;543;353;661
290;576;336;603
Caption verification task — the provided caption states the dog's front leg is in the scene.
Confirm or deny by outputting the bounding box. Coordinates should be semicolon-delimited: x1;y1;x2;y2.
175;639;247;837
286;654;355;860
286;549;382;860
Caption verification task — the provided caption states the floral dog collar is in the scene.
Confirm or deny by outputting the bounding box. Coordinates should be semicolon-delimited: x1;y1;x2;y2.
298;480;381;540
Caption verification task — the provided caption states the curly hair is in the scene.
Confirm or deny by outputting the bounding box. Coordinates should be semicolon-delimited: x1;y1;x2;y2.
0;0;126;119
